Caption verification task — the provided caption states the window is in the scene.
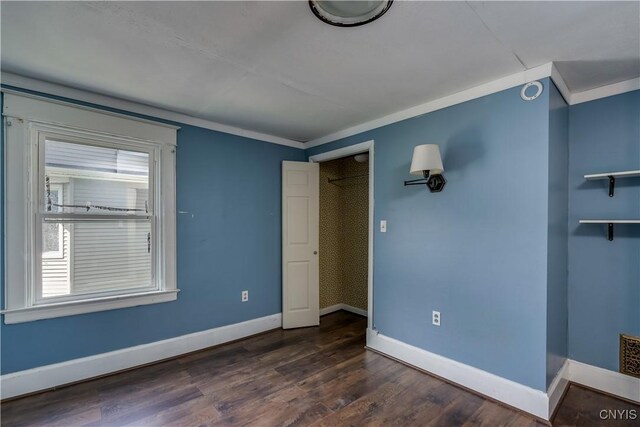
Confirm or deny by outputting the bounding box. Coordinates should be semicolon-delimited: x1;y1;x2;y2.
42;184;64;259
2;92;178;323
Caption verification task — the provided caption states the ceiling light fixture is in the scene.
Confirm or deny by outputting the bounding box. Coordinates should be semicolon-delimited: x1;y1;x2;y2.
309;1;393;27
354;153;369;163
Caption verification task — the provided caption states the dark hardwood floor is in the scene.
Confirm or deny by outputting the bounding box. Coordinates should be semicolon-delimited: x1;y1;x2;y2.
1;311;638;426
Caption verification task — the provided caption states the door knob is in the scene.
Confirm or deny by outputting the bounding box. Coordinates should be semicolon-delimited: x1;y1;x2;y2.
313;251;318;255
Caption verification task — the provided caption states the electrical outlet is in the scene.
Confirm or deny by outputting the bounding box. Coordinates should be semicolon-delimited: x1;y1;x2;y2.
242;290;249;302
432;310;441;326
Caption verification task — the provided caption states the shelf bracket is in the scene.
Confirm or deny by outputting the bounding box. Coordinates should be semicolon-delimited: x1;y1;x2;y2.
608;176;615;197
608;223;614;241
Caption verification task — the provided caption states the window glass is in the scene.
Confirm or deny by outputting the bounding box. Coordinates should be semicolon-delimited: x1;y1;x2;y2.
43;189;62;255
44;139;150;215
40;220;153;300
40;139;154;301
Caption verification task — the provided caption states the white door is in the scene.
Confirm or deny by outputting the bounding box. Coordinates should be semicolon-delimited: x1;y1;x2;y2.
282;161;319;329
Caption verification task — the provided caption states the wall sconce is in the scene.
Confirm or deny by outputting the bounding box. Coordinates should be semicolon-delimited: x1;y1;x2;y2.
404;144;446;192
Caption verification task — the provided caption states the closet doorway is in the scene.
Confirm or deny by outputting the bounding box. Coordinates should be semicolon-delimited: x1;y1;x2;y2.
309;141;374;331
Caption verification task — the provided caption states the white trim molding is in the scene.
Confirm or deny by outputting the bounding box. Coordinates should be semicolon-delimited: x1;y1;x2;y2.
365;331;640;421
568;359;640;403
3;68;638;151
320;303;368;317
309;140;374;331
2;92;178;323
0;313;282;400
548;360;570;418
308;140;373;162
2;290;179;324
0;72;304;149
570;78;640;105
550;63;572;104
366;330;551;420
305;64;640;148
305;63;554;148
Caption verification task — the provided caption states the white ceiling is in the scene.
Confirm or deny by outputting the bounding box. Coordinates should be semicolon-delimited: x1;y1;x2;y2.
1;1;638;142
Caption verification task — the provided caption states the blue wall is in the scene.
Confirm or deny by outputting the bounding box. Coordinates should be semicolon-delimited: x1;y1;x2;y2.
3;81;637;392
546;82;569;388
0;90;305;374
307;81;553;391
568;90;640;372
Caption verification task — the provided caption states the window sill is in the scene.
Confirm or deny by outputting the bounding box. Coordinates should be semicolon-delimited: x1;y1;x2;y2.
1;290;179;324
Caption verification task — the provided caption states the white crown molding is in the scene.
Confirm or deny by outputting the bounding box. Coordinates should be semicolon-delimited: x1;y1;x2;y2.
305;64;640;148
0;313;282;400
305;62;554;148
1;87;180;132
0;72;305;149
570;77;640;105
3;68;638;152
550;63;572;104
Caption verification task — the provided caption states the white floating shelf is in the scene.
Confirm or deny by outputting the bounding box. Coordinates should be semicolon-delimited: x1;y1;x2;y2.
583;170;640;197
579;220;640;224
584;170;640;180
579;219;640;241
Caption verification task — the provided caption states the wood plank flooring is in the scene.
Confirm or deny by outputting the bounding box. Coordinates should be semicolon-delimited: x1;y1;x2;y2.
1;311;638;426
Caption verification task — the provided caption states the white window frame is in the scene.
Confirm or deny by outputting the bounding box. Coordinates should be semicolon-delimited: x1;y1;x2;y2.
2;91;179;324
41;183;64;259
35;129;159;305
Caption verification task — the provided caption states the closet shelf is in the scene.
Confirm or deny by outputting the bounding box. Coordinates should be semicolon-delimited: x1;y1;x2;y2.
584;170;640;197
578;220;640;241
328;174;368;186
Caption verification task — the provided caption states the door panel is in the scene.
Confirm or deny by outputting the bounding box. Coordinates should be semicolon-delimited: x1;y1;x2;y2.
282;161;319;329
287;261;310;310
287;197;309;245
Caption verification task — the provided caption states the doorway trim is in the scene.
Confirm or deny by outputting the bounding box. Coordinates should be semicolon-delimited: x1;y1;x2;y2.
308;140;375;332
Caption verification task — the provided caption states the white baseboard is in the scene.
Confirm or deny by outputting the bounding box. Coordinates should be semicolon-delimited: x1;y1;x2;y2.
4;311;636;417
0;313;282;400
548;359;570;417
320;303;368;317
366;330;640;420
366;329;550;420
319;304;342;316
568;359;640;403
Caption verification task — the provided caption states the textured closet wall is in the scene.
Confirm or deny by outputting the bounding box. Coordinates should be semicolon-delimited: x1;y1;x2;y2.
319;160;343;308
319;156;369;311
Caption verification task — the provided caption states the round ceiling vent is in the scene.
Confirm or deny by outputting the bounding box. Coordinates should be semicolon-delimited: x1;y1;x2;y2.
309;1;393;27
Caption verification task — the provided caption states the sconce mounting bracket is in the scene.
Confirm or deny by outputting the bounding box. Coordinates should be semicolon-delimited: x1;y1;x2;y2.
404;172;446;193
427;174;446;192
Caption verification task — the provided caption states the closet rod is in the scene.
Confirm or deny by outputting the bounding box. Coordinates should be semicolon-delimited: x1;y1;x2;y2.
328;173;368;184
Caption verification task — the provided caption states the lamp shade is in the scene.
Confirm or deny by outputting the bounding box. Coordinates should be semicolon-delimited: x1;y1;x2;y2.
409;144;444;176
